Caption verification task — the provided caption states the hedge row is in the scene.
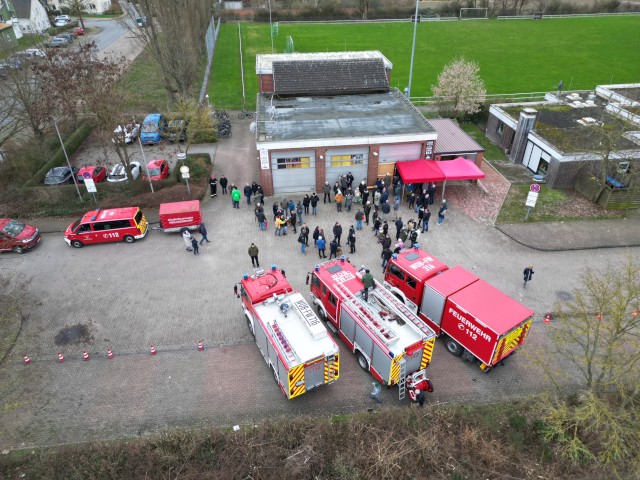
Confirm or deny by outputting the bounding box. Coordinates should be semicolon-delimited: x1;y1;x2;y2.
47;21;80;37
26;122;94;187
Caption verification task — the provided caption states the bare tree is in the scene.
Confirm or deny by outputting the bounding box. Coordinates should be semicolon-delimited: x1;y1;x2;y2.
431;57;486;118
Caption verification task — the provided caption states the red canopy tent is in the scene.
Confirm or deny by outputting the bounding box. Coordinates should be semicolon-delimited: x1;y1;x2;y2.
437;157;485;197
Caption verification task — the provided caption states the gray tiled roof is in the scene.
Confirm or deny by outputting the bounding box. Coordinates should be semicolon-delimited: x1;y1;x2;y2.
272;58;389;96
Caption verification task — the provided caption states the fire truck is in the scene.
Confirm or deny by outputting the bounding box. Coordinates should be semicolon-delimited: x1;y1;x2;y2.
384;247;534;371
236;266;340;399
309;258;436;400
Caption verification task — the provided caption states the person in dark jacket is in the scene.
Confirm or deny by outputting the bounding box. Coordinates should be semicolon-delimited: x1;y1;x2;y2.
437;200;448;225
248;243;259;267
422;208;431;233
523;265;534;288
395;218;403;240
198;223;210;244
311;193;319;215
301;224;310;246
219;175;228;194
323;182;332;203
289;211;297;234
333;222;343;246
381;247;393;270
251;181;258;195
303;194;310;215
364;202;372;225
372;217;381;235
382;221;389;237
191;237;199;256
329;238;339;259
347;226;356;254
317;236;327;258
355;209;364;230
209;175;217;197
312;226;321;247
381;234;392;250
256;210;267;231
429;183;436;205
243;184;252;205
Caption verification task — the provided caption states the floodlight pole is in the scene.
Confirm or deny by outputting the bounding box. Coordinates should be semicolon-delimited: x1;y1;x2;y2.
407;0;420;100
134;116;154;194
268;0;274;53
53;117;83;202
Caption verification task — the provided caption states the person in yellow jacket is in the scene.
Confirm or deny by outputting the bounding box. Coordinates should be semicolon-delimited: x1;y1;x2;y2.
335;189;344;212
275;215;288;236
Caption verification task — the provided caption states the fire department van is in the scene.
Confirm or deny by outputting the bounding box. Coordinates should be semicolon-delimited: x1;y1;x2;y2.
64;207;148;248
236;266;340;399
309;258;436;400
384;247;533;371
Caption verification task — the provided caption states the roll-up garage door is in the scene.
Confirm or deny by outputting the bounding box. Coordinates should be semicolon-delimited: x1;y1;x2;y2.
379;143;423;164
325;148;368;187
271;150;316;194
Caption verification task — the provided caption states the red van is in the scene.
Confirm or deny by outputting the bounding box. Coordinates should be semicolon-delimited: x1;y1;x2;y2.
64;207;148;248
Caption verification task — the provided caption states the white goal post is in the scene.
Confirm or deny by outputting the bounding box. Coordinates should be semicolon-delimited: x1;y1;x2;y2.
459;7;488;19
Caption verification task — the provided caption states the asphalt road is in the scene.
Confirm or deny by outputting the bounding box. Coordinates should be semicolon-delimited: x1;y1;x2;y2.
1;116;637;450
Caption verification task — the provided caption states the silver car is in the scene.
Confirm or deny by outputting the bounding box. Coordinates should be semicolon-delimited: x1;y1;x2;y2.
107;161;141;182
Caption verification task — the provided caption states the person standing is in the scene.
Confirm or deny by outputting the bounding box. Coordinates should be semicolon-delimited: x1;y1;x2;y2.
422;208;431;233
289;211;297;234
429;182;436;205
523;265;534;288
296;200;303;225
329;238;339;259
199;223;211;244
275;215;287;236
248;243;260;268
191;237;199;255
345;191;353;212
182;229;193;251
381;200;390;221
303;194;310;215
219;175;228;194
347;226;356;254
298;231;307;255
301;224;310;246
209;175;217;197
333;222;343;246
364;201;371;226
323;181;331;203
251;181;259;196
395;217;403;240
312;226;320;247
243;183;252;205
355;209;364;230
317;236;327;258
256;209;267;231
231;187;241;209
381;247;392;271
361;269;375;302
437;199;448;225
311;192;319;215
335;190;344;212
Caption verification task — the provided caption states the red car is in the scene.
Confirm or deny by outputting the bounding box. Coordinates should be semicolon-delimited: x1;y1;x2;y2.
143;159;170;181
77;166;107;183
0;218;41;253
75;27;85;36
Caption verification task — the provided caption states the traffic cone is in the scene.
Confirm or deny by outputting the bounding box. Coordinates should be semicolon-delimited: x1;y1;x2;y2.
24;354;31;365
150;344;157;355
83;350;90;361
544;314;551;325
197;341;204;351
57;352;64;363
107;347;114;359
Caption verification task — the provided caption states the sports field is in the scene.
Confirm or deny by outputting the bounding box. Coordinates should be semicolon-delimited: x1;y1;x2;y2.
210;16;640;110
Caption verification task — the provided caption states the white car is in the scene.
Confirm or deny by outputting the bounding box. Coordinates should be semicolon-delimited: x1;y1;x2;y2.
107;161;141;182
54;19;69;27
113;123;141;144
55;15;71;22
14;48;46;59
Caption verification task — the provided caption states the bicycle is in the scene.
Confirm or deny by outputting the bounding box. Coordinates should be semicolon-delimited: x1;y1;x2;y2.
238;110;254;119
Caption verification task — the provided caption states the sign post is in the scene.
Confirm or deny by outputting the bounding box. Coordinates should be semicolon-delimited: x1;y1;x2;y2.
83;173;98;207
524;184;540;221
180;163;191;198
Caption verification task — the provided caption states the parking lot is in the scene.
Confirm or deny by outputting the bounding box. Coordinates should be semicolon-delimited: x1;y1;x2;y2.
0;117;637;449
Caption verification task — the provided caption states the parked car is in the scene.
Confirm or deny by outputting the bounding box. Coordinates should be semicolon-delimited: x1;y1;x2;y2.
167;119;188;143
0;218;41;254
140;113;166;145
56;33;75;43
55;15;71;22
75;27;85;36
77;166;107;183
107;161;141;182
48;36;70;48
0;58;22;70
143;159;170;181
54;19;69;27
12;48;46;60
113;123;140;144
44;166;79;185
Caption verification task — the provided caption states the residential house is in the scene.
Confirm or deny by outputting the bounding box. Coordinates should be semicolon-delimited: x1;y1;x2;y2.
13;0;50;34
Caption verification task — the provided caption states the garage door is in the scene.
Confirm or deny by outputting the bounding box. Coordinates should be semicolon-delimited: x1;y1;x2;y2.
271;150;316;194
379;143;423;164
325;148;368;187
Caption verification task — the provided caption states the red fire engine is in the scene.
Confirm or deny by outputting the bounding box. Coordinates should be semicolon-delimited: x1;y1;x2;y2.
309;258;436;400
384;247;534;371
236;266;340;399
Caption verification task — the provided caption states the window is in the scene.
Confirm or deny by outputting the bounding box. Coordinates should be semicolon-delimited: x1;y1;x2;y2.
538;159;549;174
328;292;337;307
311;274;320;288
406;275;417;289
322;284;327;296
387;264;405;281
77;224;91;233
496;121;505;135
330;153;364;167
276;157;310;169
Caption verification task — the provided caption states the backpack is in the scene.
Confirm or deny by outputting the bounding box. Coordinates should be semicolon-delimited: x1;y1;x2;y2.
298;233;304;243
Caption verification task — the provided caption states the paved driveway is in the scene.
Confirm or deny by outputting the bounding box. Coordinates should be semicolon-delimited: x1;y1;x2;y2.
0;117;637;449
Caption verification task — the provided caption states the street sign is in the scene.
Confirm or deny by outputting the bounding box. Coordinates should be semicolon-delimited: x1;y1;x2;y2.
525;191;538;208
84;178;97;193
181;173;190;179
530;183;541;193
82;171;92;179
179;165;189;174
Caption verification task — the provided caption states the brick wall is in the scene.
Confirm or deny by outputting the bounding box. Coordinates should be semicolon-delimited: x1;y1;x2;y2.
259;163;274;196
315;147;327;193
259;74;274;94
368;145;380;185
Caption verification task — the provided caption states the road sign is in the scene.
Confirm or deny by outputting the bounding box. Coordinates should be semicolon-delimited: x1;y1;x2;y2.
530;183;541;193
84;178;97;193
525;191;538;208
181;173;190;179
82;171;92;179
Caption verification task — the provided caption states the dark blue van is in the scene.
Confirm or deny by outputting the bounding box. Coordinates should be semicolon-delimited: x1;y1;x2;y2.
140;113;166;145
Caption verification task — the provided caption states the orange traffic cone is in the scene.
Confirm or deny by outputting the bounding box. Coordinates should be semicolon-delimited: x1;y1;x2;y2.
24;354;31;365
83;350;90;361
107;347;114;359
57;352;64;363
150;344;157;355
544;314;551;325
198;341;204;351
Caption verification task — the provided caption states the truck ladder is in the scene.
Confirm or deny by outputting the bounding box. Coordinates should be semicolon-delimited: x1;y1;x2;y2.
333;281;399;346
268;320;298;365
370;285;435;339
398;358;407;400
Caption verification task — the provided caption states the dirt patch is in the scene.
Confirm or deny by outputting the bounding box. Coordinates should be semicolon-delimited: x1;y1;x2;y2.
54;324;94;346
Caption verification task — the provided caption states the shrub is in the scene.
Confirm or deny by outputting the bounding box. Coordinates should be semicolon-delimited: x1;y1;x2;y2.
173;153;211;183
47;21;80;37
190;128;218;144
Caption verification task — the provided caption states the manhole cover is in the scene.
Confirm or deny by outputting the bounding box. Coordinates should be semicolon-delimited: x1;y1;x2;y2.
555;290;573;301
54;324;93;346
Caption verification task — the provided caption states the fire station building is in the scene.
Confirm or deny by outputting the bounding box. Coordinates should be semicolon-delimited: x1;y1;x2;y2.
254;51;438;195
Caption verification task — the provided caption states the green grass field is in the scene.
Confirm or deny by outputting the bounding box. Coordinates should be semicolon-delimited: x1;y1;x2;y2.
210;16;640;109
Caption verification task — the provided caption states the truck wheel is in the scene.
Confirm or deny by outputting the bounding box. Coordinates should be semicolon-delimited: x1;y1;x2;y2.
356;352;369;371
123;235;135;243
445;338;464;357
393;293;404;304
71;240;83;248
271;366;279;385
316;305;327;322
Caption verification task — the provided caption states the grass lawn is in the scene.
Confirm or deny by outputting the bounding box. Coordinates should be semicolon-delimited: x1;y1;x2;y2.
120;48;168;113
211;16;640;109
459;122;508;161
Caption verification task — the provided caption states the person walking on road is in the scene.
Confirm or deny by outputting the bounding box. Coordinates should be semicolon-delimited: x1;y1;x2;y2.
198;223;211;244
361;269;375;302
191;237;199;255
317;236;327;258
298;232;307;255
523;265;534;288
209;175;217;197
244;183;253;205
248;243;260;268
323;181;332;203
231;187;241;209
220;175;228;194
437;199;448;225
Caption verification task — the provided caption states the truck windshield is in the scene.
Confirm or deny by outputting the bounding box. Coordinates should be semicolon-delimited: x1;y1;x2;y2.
1;219;25;236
